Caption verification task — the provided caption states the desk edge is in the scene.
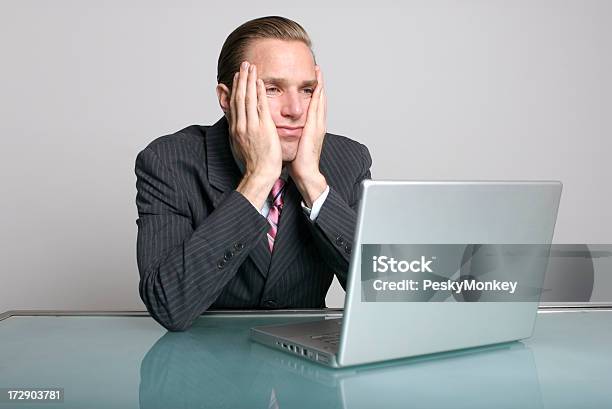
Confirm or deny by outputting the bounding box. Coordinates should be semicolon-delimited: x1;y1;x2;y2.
0;308;346;322
3;305;612;322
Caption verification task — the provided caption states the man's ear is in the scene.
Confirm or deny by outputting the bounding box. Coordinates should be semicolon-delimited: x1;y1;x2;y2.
216;83;231;116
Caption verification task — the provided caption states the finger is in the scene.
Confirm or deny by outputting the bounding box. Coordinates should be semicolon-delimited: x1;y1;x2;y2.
316;67;325;123
235;61;249;134
256;78;271;120
229;71;239;129
306;68;321;124
246;64;258;128
319;85;326;125
316;65;324;89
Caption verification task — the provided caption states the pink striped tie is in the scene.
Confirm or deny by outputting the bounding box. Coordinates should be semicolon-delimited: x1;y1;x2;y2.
266;178;285;252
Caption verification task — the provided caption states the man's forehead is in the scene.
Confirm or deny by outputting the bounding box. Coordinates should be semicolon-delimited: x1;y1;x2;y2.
260;76;317;87
244;38;315;74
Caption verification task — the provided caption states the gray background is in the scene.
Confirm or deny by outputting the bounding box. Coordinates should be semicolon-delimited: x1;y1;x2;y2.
1;0;610;312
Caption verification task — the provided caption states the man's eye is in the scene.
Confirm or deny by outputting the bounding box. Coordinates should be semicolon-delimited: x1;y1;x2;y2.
303;88;314;94
266;87;280;95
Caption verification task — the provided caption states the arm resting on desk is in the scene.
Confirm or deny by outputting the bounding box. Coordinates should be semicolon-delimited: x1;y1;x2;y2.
135;147;269;331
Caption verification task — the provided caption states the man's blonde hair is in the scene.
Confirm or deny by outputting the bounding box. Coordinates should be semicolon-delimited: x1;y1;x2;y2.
217;16;314;89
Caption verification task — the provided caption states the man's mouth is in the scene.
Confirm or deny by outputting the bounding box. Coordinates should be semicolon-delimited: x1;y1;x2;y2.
276;126;303;138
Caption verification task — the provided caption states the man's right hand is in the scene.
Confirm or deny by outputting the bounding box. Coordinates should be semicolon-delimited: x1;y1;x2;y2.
230;61;282;211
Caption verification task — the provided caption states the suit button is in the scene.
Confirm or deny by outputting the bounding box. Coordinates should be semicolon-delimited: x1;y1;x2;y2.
344;243;352;254
335;235;345;246
233;242;244;252
263;300;278;308
223;250;234;261
217;260;226;269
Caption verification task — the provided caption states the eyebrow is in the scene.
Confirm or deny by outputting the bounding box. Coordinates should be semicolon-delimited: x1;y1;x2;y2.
261;77;317;87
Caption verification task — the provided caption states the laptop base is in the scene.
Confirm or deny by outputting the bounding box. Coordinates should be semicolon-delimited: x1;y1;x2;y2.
250;318;342;367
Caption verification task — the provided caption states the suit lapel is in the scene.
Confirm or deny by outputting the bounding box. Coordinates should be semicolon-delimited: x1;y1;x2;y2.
205;116;242;196
318;136;333;189
263;136;336;292
263;179;310;293
205;116;272;277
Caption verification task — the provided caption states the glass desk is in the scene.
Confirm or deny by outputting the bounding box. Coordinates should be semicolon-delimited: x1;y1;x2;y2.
1;308;611;408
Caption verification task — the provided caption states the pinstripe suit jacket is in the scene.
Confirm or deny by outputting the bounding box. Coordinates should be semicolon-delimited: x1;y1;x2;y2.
135;116;372;331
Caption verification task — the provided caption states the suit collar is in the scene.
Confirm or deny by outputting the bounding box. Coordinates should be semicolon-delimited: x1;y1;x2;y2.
205;116;242;193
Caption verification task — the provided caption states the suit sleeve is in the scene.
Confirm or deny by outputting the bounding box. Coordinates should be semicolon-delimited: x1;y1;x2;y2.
135;147;269;331
307;143;372;288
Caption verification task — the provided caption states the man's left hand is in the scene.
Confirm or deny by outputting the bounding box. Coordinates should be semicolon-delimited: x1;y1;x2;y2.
288;66;328;208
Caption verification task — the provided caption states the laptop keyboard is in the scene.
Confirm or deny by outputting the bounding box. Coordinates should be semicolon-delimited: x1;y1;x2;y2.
310;332;340;345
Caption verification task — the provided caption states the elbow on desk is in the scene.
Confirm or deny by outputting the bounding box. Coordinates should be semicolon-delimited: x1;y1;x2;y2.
157;316;193;332
138;278;197;332
145;303;195;332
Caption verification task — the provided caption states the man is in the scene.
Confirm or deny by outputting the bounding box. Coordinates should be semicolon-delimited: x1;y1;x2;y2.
135;16;372;331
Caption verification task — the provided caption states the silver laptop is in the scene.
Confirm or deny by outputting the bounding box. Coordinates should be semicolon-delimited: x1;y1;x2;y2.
250;180;562;368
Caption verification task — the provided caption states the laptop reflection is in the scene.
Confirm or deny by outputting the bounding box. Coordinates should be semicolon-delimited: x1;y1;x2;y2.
140;317;543;409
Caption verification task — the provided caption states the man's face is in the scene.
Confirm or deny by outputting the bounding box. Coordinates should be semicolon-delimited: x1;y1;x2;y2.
243;38;317;162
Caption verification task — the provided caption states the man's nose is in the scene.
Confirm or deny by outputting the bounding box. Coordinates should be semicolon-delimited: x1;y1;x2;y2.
280;92;303;118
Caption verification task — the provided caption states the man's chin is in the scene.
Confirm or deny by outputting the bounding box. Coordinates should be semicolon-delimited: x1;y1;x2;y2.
280;142;300;164
282;154;297;165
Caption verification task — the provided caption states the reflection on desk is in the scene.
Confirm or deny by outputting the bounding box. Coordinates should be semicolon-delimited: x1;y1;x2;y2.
1;310;610;408
140;316;542;409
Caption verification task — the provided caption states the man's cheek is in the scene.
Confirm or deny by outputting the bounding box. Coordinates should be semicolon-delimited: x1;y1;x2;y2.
267;102;282;122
